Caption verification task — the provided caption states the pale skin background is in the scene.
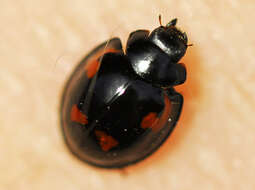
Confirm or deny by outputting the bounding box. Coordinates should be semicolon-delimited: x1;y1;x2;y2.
1;0;255;189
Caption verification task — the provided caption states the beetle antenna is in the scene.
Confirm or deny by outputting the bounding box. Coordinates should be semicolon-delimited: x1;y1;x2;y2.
159;15;163;26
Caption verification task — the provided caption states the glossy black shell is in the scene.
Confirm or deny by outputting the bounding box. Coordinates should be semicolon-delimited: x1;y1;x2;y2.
60;19;188;168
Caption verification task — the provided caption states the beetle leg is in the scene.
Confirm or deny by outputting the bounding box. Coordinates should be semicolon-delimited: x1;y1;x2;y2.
126;30;150;51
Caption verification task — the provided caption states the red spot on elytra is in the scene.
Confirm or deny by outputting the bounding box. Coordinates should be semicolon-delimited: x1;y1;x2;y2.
84;48;120;78
141;112;159;130
95;130;119;152
85;59;100;78
70;104;88;125
141;95;171;132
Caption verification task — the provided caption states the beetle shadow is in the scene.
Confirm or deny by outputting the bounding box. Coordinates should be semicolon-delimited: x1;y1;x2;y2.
119;45;204;174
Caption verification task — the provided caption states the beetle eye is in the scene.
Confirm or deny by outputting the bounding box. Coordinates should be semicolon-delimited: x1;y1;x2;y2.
166;18;178;27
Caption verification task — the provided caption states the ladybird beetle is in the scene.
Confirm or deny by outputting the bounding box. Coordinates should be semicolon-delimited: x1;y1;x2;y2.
60;17;189;168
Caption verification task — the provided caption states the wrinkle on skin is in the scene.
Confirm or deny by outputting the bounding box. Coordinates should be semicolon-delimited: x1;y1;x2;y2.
225;76;255;123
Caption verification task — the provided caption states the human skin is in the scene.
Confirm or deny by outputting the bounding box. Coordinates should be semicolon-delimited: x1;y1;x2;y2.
0;0;254;189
